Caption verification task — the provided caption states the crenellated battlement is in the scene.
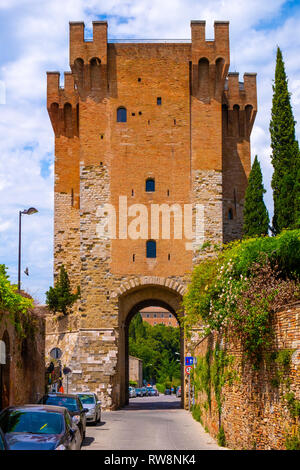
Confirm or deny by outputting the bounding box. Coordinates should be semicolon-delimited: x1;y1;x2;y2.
69;21;107;66
190;21;230;101
224;72;257;110
47;71;79;138
191;21;230;62
222;72;257;138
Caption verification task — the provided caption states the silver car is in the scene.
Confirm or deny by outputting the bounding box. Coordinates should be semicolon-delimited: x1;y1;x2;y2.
129;386;136;398
76;392;101;425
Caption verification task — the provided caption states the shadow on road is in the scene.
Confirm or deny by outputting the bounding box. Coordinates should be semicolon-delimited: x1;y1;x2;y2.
124;396;181;411
81;436;95;447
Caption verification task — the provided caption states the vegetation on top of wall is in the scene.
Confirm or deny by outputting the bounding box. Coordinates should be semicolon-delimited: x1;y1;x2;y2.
0;264;34;339
183;230;300;364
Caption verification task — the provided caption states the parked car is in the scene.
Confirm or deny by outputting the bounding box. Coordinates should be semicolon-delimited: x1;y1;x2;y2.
76;392;101;425
0;405;81;450
164;388;171;395
38;393;87;441
141;387;148;396
135;388;143;397
176;386;181;397
0;427;8;450
129;387;136;398
147;387;159;396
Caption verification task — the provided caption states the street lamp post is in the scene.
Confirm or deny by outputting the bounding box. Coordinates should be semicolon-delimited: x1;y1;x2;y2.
18;207;38;291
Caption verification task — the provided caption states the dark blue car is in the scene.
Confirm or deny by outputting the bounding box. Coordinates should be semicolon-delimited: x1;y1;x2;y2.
0;405;81;450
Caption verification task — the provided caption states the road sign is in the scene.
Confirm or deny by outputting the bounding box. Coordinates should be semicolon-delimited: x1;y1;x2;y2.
185;356;194;366
185;366;192;375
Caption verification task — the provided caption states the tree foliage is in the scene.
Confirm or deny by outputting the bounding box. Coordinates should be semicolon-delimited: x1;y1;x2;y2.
183;230;300;363
0;264;34;338
129;313;181;384
46;265;80;315
270;47;300;233
243;155;269;237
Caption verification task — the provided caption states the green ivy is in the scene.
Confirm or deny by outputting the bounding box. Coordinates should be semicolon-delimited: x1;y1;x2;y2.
191;404;202;424
285;432;300;450
217;425;226;447
0;264;34;339
183;230;300;363
285;392;300;419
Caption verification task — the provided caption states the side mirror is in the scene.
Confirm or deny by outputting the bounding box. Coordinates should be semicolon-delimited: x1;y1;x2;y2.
83;408;89;413
97;401;101;405
72;415;80;425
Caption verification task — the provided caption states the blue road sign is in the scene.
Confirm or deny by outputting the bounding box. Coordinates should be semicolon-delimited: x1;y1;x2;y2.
185;356;194;366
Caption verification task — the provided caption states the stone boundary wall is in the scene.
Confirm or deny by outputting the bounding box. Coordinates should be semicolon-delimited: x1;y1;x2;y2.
191;303;300;450
0;306;46;408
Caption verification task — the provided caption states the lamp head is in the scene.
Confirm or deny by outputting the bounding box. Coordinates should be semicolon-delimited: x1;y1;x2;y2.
22;207;38;215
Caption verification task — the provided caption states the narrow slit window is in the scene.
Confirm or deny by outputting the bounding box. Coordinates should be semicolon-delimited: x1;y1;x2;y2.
157;97;162;105
228;208;233;220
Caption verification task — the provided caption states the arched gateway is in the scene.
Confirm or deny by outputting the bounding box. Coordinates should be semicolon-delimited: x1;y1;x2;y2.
45;20;256;409
118;282;184;407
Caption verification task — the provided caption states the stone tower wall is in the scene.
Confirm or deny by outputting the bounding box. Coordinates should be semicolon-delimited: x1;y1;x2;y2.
45;20;257;409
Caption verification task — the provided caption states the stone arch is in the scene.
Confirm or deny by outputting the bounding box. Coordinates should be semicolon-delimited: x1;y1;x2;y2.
215;57;225;97
64;102;73;137
117;280;185;408
90;57;101;89
245;104;254;136
198;57;209;101
49;102;60;136
73;58;84;89
233;104;240;137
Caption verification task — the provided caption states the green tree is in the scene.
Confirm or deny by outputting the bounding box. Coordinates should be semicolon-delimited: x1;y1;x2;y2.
270;46;300;233
46;265;80;315
128;314;181;383
243;155;269;237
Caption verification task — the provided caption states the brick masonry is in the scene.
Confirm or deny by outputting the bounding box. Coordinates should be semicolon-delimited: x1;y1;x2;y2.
45;20;257;409
0;306;46;408
191;303;300;450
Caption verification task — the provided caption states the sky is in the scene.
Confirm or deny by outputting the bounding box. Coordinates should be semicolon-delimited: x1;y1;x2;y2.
0;0;300;303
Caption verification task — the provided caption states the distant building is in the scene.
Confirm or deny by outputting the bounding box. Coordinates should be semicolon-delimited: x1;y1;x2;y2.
129;356;143;387
140;306;178;327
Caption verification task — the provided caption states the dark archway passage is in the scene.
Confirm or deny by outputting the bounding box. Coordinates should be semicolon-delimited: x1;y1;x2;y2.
118;285;184;410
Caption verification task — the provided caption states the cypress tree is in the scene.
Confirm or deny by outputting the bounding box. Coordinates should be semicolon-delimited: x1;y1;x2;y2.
270;47;300;233
46;265;80;315
243;155;269;237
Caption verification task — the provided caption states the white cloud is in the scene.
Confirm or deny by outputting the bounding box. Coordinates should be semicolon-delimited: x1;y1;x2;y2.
0;0;299;302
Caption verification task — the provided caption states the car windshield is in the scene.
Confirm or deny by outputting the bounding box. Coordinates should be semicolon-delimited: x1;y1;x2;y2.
0;410;63;434
42;396;78;412
78;394;95;405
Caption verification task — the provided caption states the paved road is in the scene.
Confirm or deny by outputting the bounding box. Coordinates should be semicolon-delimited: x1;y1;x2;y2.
82;395;223;450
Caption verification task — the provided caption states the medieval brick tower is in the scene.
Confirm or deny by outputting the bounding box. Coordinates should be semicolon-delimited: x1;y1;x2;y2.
46;20;257;409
